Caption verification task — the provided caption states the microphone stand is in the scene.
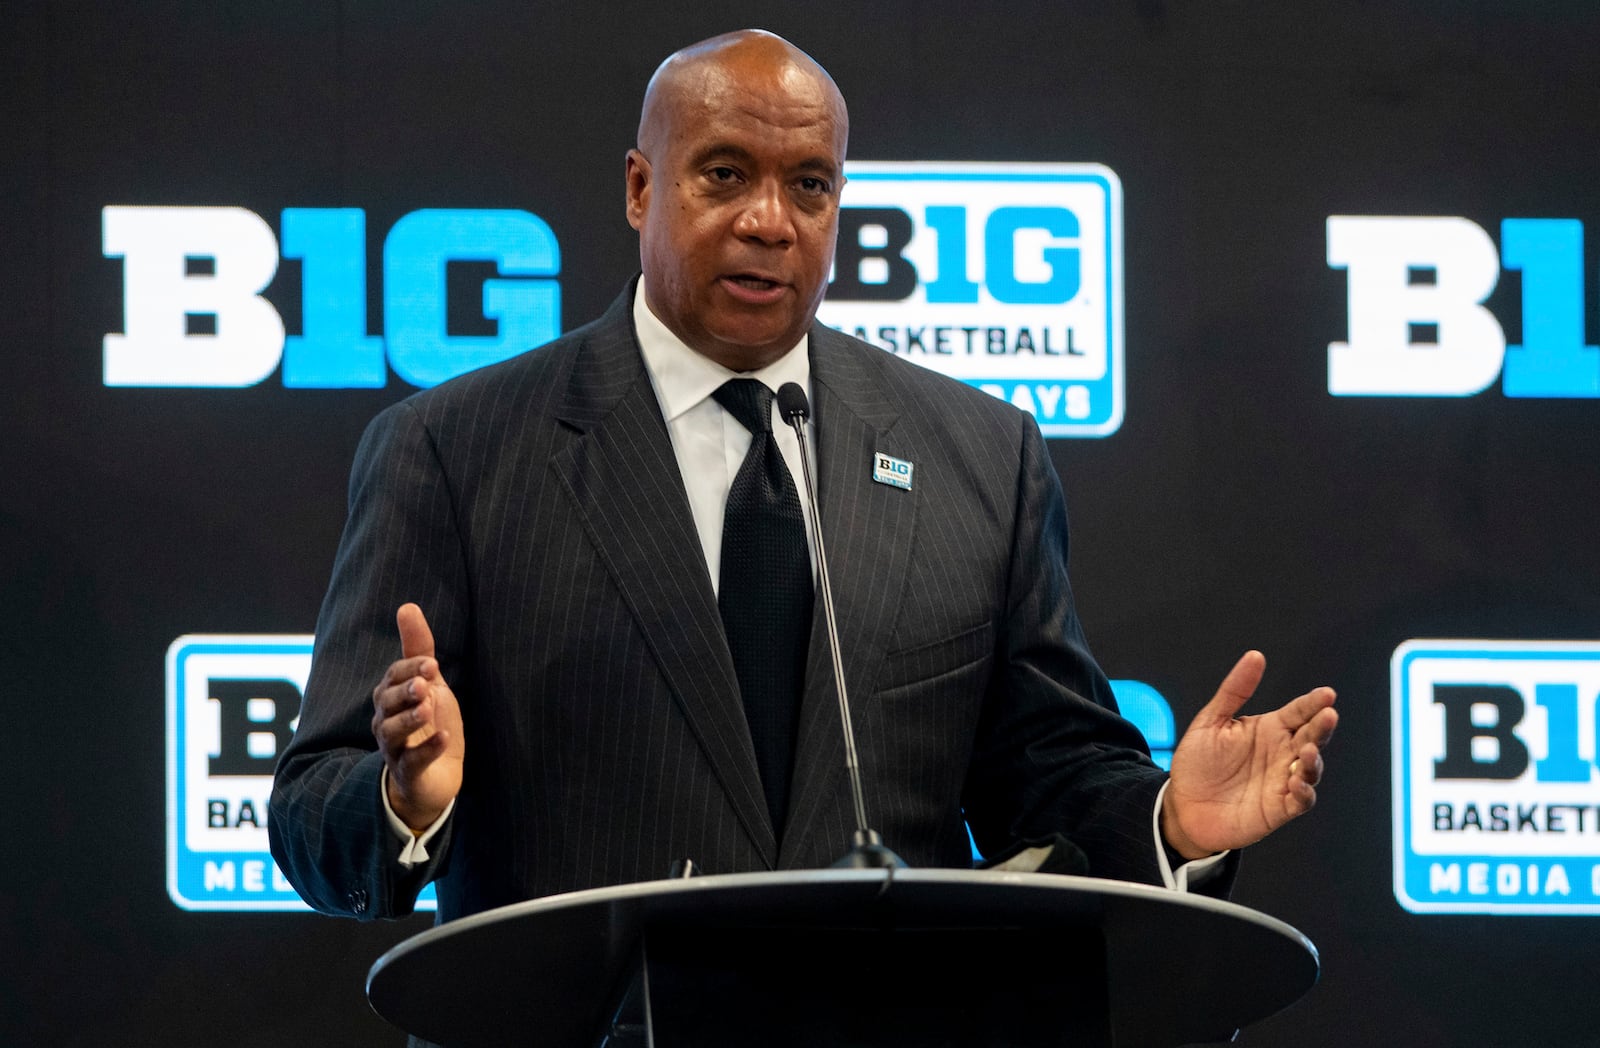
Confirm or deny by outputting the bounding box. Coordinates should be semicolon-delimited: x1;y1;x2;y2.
777;382;905;870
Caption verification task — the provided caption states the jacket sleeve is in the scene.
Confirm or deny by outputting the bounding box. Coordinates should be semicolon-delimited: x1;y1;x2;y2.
269;398;468;919
961;414;1236;896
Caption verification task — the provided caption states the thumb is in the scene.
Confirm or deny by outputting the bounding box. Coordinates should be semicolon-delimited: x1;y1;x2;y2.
397;603;436;661
1197;650;1266;725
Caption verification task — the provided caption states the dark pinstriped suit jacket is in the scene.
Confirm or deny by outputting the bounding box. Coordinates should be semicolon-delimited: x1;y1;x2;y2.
269;284;1175;924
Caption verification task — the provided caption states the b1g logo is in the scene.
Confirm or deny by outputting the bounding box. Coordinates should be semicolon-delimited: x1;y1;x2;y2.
1328;216;1599;397
1392;639;1600;914
165;634;436;912
818;162;1123;437
104;206;559;389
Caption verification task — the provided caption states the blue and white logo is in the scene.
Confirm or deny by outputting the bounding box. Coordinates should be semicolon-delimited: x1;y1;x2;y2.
871;451;913;490
1328;216;1599;397
105;206;560;389
166;634;437;912
819;162;1124;437
1392;639;1600;915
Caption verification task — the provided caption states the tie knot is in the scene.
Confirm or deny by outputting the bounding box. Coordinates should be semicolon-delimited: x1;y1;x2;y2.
713;379;773;435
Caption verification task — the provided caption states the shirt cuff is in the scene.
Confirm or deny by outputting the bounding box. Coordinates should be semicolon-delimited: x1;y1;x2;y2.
381;765;455;869
1152;779;1230;891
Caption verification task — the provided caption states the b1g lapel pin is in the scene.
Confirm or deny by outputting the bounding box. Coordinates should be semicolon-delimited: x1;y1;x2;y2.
872;452;913;491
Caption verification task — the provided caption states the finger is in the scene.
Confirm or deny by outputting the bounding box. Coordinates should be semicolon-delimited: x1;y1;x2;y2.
398;603;436;661
1196;650;1266;724
377;655;435;693
374;705;423;755
1286;774;1317;816
372;672;432;718
1291;747;1325;788
1279;686;1338;733
373;689;441;753
372;682;429;736
1289;701;1339;748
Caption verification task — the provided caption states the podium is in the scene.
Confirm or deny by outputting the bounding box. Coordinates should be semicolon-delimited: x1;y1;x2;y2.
367;869;1318;1047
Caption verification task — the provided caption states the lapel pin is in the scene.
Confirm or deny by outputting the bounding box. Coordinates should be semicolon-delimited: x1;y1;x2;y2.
872;451;913;491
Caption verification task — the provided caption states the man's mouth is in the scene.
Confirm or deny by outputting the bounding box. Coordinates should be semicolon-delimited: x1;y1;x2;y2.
720;274;789;304
726;274;781;290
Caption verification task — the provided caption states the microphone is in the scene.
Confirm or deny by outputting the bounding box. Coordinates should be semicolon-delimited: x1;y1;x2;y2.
776;382;904;869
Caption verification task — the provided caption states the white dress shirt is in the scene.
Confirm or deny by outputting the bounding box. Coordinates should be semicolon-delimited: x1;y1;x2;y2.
631;282;818;592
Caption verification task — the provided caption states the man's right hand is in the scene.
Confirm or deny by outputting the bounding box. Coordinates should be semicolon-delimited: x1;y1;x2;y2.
371;603;464;832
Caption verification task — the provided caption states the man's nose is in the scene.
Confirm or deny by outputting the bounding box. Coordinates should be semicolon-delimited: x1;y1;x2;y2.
733;181;796;245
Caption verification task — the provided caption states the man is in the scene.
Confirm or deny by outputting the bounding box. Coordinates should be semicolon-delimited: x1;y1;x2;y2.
270;30;1337;924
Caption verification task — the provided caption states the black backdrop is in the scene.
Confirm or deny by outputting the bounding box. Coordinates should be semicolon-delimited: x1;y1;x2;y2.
5;2;1599;1044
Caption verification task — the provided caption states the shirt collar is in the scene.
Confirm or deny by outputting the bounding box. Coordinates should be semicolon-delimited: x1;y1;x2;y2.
633;280;811;422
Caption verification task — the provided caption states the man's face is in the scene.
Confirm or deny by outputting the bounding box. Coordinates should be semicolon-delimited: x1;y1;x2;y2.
626;59;847;371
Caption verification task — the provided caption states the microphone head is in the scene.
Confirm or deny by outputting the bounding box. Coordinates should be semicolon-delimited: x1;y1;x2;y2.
776;382;810;424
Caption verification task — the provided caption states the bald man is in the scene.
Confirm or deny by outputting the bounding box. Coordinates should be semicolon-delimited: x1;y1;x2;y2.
270;30;1335;925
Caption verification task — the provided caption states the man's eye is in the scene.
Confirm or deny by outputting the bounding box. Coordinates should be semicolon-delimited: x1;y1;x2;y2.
708;166;739;183
798;177;831;194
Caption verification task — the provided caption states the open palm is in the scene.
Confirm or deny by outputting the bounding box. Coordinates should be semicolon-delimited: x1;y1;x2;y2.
1163;651;1338;858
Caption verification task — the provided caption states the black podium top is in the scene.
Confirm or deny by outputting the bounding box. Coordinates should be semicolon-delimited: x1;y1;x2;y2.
368;869;1317;1047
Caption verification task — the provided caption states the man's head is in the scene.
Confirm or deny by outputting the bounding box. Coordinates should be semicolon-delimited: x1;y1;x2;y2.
626;30;848;371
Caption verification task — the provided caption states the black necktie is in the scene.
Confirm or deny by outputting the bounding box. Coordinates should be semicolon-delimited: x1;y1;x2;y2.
714;378;813;834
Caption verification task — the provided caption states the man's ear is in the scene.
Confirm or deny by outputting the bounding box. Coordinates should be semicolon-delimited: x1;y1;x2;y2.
624;149;651;231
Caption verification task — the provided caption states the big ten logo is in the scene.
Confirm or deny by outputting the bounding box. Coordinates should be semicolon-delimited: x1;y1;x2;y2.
872;451;913;490
1328;216;1600;397
164;634;435;912
1391;640;1600;915
103;206;560;389
817;163;1124;437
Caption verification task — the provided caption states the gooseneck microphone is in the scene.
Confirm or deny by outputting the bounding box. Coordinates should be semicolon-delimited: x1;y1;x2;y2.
776;382;905;869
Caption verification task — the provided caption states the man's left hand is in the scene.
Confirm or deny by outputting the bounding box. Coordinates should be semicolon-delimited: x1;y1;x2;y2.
1161;650;1339;860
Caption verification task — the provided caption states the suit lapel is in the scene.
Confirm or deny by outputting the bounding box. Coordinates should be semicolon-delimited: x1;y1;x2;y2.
548;289;776;865
779;326;918;865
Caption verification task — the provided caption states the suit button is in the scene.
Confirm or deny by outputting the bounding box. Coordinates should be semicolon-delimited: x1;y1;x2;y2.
349;889;368;914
